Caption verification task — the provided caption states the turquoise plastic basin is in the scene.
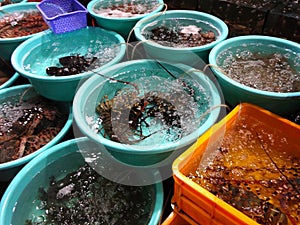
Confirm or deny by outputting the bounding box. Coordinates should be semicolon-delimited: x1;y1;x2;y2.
134;10;229;64
0;137;164;225
73;59;222;167
87;0;165;39
209;35;300;116
11;26;126;102
0;84;72;182
0;3;47;60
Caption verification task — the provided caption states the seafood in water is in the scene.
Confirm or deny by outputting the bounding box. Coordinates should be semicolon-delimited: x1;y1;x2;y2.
96;90;182;144
93;60;206;145
148;25;216;48
0;95;68;163
189;117;300;225
192;162;295;225
221;52;300;93
0;10;48;38
46;54;98;76
94;1;160;18
25;163;154;225
0;0;14;6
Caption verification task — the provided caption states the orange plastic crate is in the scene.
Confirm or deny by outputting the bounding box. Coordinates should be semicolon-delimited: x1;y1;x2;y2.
161;211;192;225
172;103;300;225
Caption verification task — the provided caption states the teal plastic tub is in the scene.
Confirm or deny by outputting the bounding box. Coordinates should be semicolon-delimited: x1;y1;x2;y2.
0;137;164;225
0;2;48;60
0;73;19;90
0;0;26;4
209;35;300;116
87;0;164;39
0;84;72;182
73;59;222;167
134;10;228;64
11;26;126;102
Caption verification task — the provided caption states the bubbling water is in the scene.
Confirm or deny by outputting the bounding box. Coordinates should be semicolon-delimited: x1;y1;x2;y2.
25;163;154;225
189;115;300;224
219;48;300;93
0;94;68;163
93;0;160;18
141;18;219;48
93;71;211;145
24;38;122;76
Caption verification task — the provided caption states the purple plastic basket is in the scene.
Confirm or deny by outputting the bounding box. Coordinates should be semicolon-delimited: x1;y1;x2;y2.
37;0;88;34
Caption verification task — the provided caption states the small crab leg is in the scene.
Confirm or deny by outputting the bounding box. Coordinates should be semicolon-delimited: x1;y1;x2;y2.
14;137;27;159
14;114;42;159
